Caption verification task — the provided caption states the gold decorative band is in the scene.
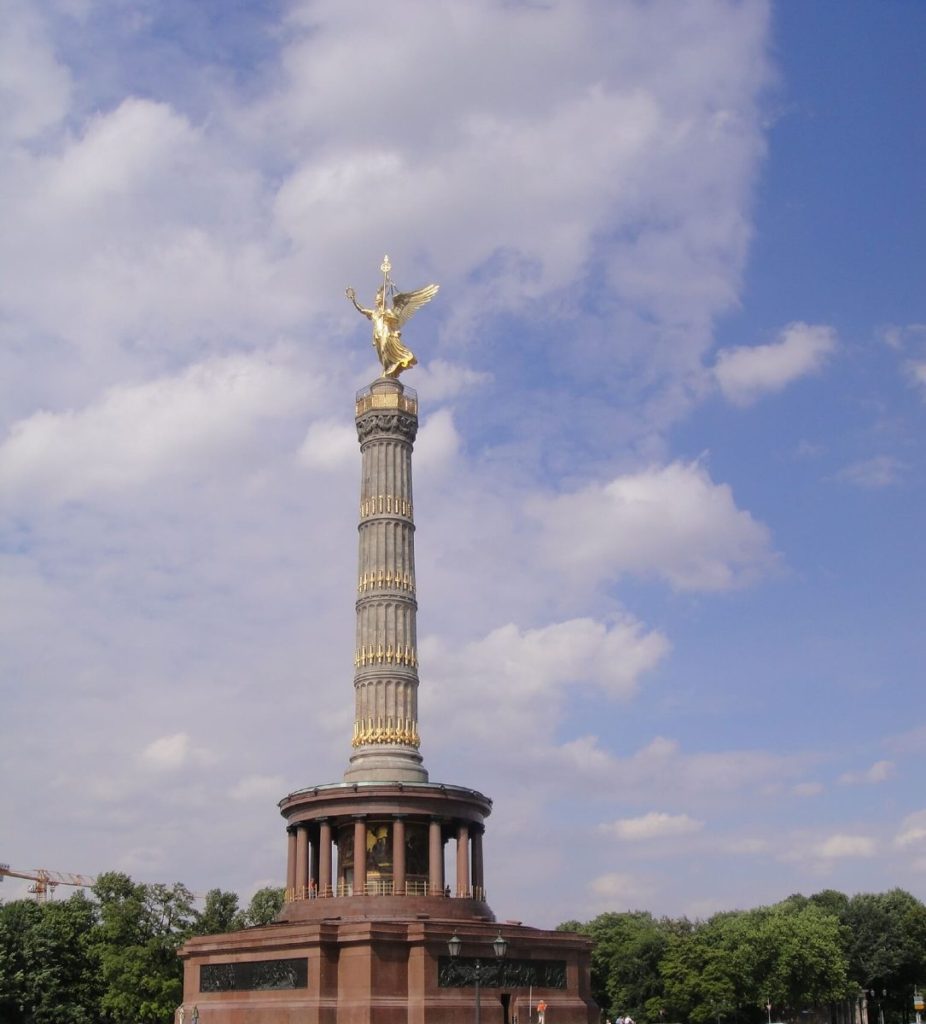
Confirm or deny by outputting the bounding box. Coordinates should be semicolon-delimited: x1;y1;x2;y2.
358;569;415;593
360;495;413;518
352;717;420;749
355;392;418;416
354;644;418;668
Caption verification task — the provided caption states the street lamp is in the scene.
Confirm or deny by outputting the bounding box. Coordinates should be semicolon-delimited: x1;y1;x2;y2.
868;989;887;1024
448;931;510;1024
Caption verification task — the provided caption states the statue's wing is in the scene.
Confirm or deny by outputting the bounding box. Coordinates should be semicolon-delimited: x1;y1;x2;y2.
392;283;439;328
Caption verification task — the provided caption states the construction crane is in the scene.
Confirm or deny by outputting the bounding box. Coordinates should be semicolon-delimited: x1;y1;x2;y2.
1;863;208;903
0;862;96;902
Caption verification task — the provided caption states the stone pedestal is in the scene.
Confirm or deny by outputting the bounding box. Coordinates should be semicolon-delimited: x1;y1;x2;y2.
180;917;596;1024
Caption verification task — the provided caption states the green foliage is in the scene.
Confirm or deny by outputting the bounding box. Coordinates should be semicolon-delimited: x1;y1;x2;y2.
0;898;44;1023
0;893;102;1024
572;911;677;1019
843;889;926;991
193;888;241;935
237;886;284;928
93;873;197;1024
1;881;923;1024
560;888;925;1024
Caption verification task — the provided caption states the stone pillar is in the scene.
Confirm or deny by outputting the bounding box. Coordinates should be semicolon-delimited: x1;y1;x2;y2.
353;816;367;894
286;828;297;897
456;822;470;897
345;378;428;785
310;831;320;893
295;825;309;898
472;827;484;899
319;819;332;897
429;818;444;895
393;816;406;894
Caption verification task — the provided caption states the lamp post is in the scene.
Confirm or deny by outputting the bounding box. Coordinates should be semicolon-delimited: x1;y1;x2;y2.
868;989;887;1024
448;931;509;1024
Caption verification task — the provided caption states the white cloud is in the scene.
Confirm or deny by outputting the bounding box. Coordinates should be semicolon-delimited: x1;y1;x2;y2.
601;811;704;841
427;615;668;710
839;760;895;785
909;360;926;397
834;455;904;489
229;775;286;803
894;810;926;849
141;733;192;771
0;2;71;142
416;408;462;473
413;361;491;402
298;419;356;470
880;322;926;352
812;834;877;859
724;837;769;855
532;459;775;591
0;352;312;503
589;872;653;907
714;322;837;405
792;781;824;797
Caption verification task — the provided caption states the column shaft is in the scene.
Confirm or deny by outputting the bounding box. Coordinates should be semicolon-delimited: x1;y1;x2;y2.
472;828;484;899
295;825;309;898
286;829;297;897
429;819;444;895
393;816;406;894
354;817;367;894
319;820;332;897
456;822;470;897
310;833;320;893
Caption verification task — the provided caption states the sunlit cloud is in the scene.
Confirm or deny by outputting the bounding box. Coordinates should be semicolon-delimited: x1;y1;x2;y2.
600;812;705;841
714;322;836;405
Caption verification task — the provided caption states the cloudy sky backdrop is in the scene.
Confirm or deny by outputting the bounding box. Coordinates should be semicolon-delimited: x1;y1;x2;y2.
2;0;924;926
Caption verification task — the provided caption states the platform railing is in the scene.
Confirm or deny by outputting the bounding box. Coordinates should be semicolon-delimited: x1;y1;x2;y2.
284;881;488;903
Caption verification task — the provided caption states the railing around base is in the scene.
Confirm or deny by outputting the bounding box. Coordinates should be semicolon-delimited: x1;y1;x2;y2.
284;882;487;903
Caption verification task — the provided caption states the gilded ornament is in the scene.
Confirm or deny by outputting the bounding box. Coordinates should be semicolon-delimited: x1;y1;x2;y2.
346;256;439;378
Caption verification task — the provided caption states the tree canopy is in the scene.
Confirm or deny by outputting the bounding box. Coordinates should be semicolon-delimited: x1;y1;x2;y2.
0;874;285;1024
562;888;926;1024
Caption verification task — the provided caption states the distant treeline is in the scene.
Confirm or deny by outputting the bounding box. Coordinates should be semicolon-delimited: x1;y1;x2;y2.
3;878;924;1024
558;888;926;1024
0;871;283;1024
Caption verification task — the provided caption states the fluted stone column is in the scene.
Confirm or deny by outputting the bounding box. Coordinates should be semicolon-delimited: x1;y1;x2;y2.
393;816;406;894
429;818;444;895
353;817;367;894
472;827;484;897
344;378;428;783
319;820;332;897
456;822;470;897
295;825;309;898
310;832;320;892
286;829;297;896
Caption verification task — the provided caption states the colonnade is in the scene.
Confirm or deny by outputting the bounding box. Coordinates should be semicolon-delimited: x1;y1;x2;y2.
284;815;486;902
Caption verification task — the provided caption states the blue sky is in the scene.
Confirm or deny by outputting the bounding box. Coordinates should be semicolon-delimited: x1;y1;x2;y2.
1;0;924;926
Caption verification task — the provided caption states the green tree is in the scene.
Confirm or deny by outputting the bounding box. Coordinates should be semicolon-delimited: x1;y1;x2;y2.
93;872;196;1024
562;911;679;1019
239;886;284;927
193;888;240;935
757;901;851;1015
0;893;102;1024
0;898;44;1023
843;889;926;1015
660;902;848;1024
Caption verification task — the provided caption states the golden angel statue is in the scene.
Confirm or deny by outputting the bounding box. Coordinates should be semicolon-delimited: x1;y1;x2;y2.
346;256;439;378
